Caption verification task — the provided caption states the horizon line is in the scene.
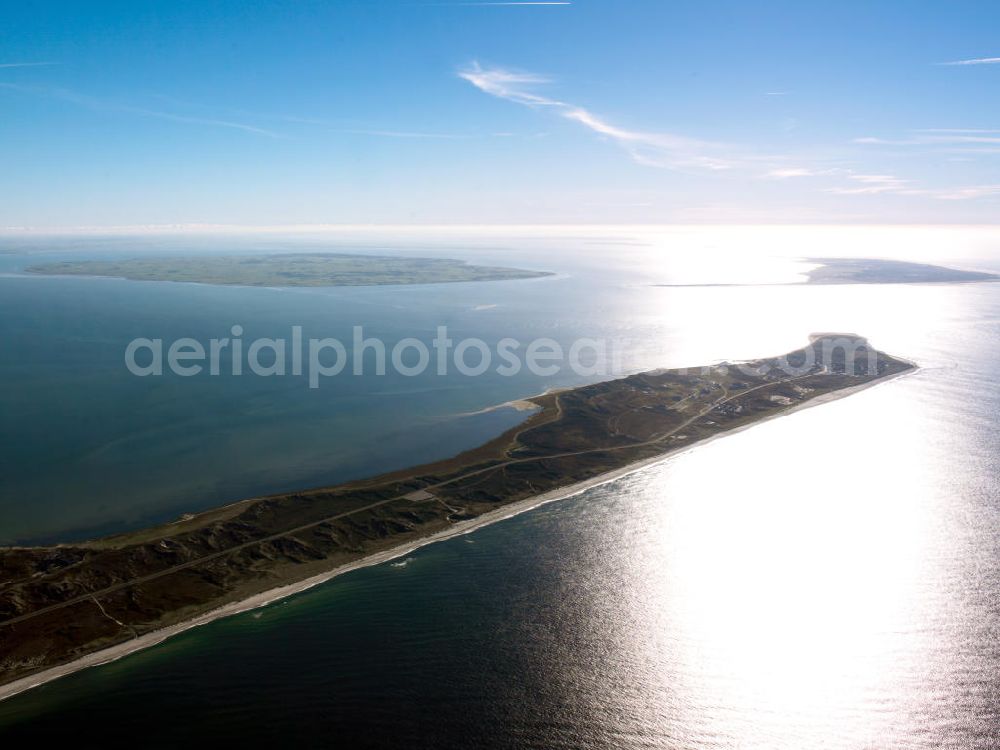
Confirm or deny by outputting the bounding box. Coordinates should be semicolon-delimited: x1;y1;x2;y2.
3;221;1000;236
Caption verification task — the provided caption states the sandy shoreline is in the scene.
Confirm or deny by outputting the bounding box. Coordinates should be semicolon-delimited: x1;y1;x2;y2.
454;386;570;417
0;361;919;704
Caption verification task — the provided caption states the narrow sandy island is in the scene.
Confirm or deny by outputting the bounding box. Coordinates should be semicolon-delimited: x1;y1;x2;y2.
0;355;918;703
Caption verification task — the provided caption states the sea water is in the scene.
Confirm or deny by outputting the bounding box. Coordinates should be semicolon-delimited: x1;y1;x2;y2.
0;226;997;747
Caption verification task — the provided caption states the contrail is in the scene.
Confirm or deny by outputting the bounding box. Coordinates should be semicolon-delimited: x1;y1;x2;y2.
0;61;58;69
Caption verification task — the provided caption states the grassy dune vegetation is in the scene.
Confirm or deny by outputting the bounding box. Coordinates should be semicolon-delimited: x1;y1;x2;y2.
0;336;913;691
26;253;552;287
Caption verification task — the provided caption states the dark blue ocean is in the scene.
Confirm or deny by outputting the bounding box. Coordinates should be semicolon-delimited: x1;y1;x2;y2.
1;227;998;748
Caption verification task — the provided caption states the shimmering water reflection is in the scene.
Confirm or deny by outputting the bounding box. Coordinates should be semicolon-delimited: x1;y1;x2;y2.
2;356;997;748
0;228;998;747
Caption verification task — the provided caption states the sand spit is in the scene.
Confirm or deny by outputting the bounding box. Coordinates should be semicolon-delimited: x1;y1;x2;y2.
0;362;919;703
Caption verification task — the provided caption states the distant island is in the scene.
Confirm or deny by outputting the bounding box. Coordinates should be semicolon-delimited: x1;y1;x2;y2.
655;257;1000;287
0;335;914;700
804;257;999;284
25;253;553;287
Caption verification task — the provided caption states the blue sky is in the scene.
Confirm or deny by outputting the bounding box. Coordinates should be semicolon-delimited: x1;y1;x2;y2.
2;0;999;227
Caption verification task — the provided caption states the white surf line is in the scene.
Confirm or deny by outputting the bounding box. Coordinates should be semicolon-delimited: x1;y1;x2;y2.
0;362;920;704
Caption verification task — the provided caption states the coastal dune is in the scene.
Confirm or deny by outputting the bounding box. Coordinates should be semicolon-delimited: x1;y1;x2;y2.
0;351;917;703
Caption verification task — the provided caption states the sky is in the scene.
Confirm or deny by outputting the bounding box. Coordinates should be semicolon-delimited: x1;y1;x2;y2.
2;0;1000;228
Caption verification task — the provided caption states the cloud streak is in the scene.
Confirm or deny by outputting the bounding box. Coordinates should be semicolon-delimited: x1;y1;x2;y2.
936;184;1000;200
827;174;912;195
0;61;57;69
855;131;1000;147
0;82;282;137
817;170;1000;202
459;63;1000;204
338;128;475;139
765;167;844;179
458;62;740;171
941;56;1000;66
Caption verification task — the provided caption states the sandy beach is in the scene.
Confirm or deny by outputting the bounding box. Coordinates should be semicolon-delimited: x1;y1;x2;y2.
0;361;919;704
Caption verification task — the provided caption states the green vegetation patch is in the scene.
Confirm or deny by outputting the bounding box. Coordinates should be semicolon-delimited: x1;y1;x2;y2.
26;253;552;287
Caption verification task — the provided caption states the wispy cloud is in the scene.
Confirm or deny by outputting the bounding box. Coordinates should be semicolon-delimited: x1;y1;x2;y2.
338;128;474;139
827;174;911;195
765;168;815;178
854;129;1000;153
0;61;57;69
766;167;936;198
856;133;1000;146
936;184;1000;200
0;82;282;137
941;56;1000;66
458;65;556;106
458;62;743;171
764;167;843;179
818;171;1000;202
918;128;1000;134
458;63;1000;205
339;128;544;139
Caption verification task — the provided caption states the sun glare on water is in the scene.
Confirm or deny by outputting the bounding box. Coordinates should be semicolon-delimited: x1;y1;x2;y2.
608;375;960;747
